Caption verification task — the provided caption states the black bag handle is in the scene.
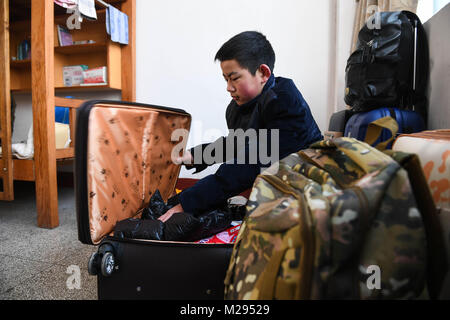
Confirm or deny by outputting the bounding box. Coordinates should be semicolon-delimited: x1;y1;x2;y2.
401;11;430;122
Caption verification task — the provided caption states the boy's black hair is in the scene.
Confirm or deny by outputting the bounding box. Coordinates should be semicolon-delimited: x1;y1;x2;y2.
214;31;275;75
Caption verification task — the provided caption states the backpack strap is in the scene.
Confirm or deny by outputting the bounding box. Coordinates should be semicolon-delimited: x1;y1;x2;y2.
304;137;397;185
364;116;399;151
384;150;449;300
336;137;396;174
257;249;288;299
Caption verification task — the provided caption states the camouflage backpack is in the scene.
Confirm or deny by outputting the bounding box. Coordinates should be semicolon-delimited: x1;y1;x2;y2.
224;137;435;299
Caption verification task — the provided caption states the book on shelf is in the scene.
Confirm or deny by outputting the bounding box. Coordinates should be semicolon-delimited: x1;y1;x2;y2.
17;39;31;60
57;25;73;46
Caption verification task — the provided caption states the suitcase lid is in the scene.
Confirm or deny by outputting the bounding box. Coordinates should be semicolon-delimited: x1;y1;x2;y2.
75;100;191;245
402;129;450;140
394;129;450;144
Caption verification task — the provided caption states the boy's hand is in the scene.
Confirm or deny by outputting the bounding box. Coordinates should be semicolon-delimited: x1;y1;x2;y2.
174;150;193;165
158;203;184;222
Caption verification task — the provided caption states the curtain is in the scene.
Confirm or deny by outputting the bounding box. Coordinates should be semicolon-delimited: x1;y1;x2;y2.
351;0;419;52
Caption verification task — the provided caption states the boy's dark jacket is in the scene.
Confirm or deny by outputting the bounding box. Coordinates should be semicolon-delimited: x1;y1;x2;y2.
177;74;323;215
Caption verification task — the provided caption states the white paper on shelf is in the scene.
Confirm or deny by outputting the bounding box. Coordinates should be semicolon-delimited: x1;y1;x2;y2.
54;0;78;10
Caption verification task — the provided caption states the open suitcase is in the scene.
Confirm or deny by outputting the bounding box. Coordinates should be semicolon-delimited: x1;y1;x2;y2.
75;100;233;300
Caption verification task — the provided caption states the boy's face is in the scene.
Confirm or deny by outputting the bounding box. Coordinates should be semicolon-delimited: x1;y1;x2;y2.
220;59;269;106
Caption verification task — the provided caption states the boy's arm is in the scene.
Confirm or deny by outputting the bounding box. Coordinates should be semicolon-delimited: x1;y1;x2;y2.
183;143;210;173
184;134;237;173
183;102;239;173
178;161;260;216
175;91;323;215
159;157;259;222
176;127;303;215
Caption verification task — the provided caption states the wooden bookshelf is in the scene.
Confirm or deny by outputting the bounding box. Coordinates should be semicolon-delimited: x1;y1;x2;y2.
0;0;136;228
10;8;122;91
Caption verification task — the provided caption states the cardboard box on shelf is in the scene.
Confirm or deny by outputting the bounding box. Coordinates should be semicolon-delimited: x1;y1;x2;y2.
63;65;88;86
82;66;108;85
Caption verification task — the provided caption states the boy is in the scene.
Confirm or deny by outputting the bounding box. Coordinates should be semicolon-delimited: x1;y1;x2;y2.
159;31;322;222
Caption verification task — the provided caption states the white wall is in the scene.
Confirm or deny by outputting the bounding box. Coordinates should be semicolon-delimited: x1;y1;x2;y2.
333;0;358;113
424;3;450;129
136;0;355;178
417;0;436;22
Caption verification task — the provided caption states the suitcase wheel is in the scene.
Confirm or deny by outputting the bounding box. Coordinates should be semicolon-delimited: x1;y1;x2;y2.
101;252;115;277
88;252;100;276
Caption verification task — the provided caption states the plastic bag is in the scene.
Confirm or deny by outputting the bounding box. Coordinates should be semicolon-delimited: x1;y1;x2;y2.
189;209;234;241
141;189;169;220
164;212;202;241
114;218;165;241
114;189;247;242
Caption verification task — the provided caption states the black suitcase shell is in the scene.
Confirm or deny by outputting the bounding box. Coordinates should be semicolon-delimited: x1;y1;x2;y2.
75;100;233;300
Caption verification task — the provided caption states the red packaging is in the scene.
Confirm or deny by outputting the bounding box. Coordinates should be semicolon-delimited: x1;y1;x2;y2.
195;222;241;244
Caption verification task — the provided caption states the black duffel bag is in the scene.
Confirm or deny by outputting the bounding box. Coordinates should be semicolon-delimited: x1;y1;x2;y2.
344;11;429;122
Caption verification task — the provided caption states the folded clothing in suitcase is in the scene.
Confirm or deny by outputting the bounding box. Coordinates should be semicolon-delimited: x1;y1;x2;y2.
75;100;234;299
344;107;425;149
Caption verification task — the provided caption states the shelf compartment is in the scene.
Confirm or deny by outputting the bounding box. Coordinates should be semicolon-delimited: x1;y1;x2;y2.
10;3;123;92
11;85;121;93
54;43;107;55
10;59;31;68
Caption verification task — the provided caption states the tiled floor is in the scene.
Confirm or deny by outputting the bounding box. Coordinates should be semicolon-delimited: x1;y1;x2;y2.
0;181;97;300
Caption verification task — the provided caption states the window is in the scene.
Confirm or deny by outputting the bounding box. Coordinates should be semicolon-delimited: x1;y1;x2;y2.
417;0;450;23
